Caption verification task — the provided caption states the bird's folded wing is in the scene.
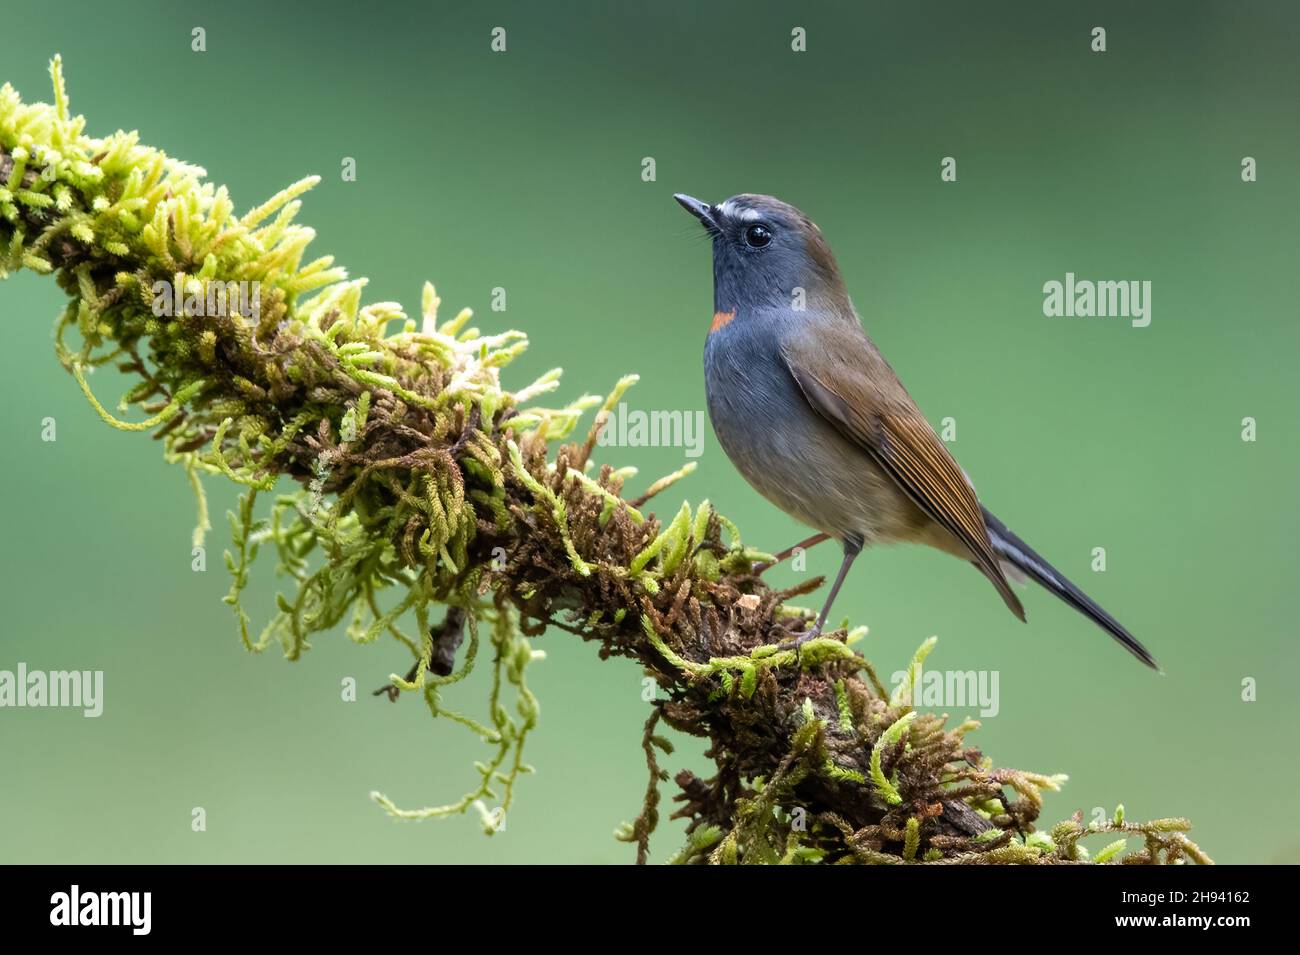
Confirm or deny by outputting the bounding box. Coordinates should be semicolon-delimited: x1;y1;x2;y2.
780;337;1025;620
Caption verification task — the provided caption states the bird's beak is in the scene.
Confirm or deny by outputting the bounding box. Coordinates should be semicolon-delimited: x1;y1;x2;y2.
674;193;718;232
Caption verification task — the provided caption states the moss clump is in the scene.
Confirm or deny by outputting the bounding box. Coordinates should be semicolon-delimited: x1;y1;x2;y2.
0;58;1209;864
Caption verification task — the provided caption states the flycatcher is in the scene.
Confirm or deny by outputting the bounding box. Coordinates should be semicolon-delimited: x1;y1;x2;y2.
675;192;1158;670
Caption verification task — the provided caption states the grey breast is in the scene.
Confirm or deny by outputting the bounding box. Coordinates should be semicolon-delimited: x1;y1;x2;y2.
702;310;906;545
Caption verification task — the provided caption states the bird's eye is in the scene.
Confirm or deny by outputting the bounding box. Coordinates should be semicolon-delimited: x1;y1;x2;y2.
743;224;772;248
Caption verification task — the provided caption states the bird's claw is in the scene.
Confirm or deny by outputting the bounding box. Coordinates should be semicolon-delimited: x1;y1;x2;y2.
777;624;822;665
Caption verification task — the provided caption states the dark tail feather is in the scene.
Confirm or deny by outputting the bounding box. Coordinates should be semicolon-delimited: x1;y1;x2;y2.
982;507;1161;671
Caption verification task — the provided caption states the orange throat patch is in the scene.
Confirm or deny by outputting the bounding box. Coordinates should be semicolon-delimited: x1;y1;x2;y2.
710;310;736;333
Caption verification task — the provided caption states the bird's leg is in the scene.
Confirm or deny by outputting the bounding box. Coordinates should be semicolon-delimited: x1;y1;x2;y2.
785;537;861;650
754;532;831;573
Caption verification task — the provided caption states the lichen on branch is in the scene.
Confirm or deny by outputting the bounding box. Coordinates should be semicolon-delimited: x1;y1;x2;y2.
0;57;1209;864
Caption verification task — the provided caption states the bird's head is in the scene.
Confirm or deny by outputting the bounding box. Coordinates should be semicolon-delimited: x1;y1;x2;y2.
674;193;845;315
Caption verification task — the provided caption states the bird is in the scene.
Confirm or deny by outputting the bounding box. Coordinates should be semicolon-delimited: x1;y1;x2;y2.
674;192;1159;670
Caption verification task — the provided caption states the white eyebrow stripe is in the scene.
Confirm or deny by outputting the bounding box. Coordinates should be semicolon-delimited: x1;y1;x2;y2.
718;200;761;222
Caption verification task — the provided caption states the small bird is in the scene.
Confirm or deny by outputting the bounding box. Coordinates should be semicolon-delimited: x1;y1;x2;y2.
674;192;1158;669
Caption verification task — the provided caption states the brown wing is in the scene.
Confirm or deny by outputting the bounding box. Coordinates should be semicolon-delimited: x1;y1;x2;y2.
781;333;1026;621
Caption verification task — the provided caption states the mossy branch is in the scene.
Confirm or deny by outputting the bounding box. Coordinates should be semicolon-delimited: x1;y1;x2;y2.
0;58;1209;865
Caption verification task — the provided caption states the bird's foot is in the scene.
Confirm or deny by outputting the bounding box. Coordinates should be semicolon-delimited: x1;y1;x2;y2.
777;623;823;665
785;625;821;648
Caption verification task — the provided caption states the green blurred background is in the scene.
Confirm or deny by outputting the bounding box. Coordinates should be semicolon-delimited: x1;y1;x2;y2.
2;0;1296;864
